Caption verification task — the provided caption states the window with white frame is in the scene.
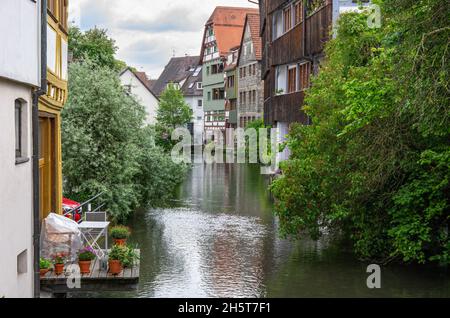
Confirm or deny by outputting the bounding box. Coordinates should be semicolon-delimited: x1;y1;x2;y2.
273;10;284;40
15;99;28;162
275;65;287;95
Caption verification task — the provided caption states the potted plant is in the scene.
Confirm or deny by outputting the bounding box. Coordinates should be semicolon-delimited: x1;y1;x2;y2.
53;253;67;276
78;246;96;274
40;258;52;277
121;245;140;269
110;226;131;246
108;245;126;275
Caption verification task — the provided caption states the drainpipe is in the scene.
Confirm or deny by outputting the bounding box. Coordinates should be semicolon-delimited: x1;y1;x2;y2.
32;0;47;299
303;0;307;58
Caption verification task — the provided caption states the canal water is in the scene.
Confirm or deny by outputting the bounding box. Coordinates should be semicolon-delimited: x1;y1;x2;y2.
92;163;449;298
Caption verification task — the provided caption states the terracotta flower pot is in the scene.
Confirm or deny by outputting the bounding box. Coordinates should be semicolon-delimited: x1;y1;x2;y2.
108;260;122;275
78;260;92;274
113;238;127;246
54;263;64;276
40;268;50;277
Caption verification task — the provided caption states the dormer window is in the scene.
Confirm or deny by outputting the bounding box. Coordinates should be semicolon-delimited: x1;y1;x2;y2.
197;82;203;90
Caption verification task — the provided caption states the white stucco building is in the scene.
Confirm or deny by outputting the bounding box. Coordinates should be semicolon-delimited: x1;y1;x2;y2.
0;0;42;298
120;68;160;125
152;57;204;145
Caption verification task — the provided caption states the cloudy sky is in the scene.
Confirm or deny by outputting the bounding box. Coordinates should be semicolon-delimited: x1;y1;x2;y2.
69;0;258;79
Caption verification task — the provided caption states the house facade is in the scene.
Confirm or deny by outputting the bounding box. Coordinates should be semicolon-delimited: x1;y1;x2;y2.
200;6;259;142
180;66;204;146
39;0;69;219
120;68;159;125
224;47;239;145
260;0;371;161
152;56;204;145
237;13;263;128
0;0;44;298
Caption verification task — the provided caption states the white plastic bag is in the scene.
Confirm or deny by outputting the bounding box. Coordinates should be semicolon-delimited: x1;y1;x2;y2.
40;213;83;263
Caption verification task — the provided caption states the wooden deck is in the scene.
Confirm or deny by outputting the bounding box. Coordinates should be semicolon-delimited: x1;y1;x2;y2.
40;250;140;294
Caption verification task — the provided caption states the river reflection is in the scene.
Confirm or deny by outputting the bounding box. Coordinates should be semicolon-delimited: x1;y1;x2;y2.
83;163;449;298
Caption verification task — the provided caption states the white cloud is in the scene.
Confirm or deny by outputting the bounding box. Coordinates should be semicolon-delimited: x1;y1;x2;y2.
69;0;258;78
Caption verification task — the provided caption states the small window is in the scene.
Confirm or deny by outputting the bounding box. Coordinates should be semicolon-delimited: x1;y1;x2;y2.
284;6;292;32
197;99;203;107
294;1;303;25
124;84;132;94
299;62;311;90
197;82;203;90
227;75;235;88
212;88;225;100
17;250;28;274
15;100;23;159
211;63;224;75
59;0;68;30
288;66;297;93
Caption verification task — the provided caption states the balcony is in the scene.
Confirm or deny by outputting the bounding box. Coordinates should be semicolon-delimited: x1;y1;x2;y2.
272;22;305;66
264;91;309;125
270;3;332;66
267;0;289;14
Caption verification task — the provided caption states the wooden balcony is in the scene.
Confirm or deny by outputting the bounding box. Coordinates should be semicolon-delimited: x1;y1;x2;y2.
264;91;309;125
269;3;332;66
272;22;305;66
267;0;289;14
305;4;332;56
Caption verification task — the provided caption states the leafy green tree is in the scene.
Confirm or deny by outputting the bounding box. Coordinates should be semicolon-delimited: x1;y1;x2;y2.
69;26;127;72
271;0;449;265
62;61;144;222
62;61;187;222
155;83;193;150
156;83;193;129
133;126;188;207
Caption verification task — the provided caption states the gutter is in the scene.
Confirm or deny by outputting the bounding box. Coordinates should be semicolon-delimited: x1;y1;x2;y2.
32;0;47;299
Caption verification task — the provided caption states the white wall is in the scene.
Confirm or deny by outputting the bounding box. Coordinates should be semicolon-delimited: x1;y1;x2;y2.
185;96;204;145
0;78;34;298
0;0;41;87
277;122;291;162
120;70;159;125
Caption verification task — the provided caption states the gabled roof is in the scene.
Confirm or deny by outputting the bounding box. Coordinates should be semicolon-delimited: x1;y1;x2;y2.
246;13;262;61
237;13;262;65
119;67;159;100
181;68;203;97
200;6;259;61
152;56;200;96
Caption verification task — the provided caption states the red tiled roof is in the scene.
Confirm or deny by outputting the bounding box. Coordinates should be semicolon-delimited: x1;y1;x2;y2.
205;6;259;57
134;71;153;91
246;13;262;60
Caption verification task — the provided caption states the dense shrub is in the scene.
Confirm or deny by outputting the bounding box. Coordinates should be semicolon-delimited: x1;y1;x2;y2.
271;1;449;265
